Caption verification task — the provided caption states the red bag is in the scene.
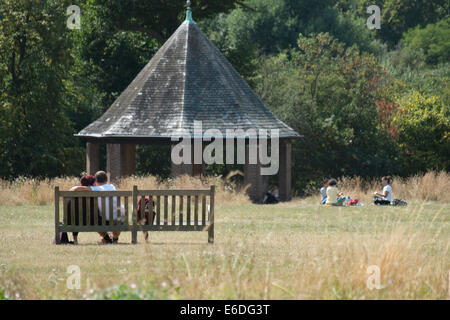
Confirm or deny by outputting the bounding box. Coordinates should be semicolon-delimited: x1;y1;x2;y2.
137;197;156;225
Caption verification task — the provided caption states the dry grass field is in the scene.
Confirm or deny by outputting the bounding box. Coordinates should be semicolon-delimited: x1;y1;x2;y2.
0;172;449;300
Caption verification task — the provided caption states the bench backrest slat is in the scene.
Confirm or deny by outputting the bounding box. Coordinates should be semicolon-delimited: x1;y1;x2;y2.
202;195;206;226
116;196;121;225
187;195;191;226
86;197;91;226
124;196;129;225
149;195;154;225
164;195;168;226
94;197;99;225
140;196;146;225
194;195;199;226
171;195;176;225
156;195;161;226
70;197;75;226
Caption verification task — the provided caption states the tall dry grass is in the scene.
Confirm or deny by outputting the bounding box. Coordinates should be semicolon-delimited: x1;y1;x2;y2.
338;171;450;204
0;173;250;206
0;171;448;206
0;201;448;299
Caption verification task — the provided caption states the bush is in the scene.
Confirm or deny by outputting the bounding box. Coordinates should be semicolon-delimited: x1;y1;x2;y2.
402;18;450;65
393;92;450;171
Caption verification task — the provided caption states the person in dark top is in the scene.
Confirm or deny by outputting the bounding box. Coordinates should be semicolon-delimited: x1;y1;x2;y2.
263;185;279;204
67;175;95;244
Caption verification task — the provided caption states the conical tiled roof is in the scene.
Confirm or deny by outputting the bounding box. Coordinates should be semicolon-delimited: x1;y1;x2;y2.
76;20;300;139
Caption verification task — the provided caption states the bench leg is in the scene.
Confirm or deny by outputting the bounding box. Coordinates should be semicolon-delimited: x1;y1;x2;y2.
132;230;137;244
55;229;61;245
208;224;214;244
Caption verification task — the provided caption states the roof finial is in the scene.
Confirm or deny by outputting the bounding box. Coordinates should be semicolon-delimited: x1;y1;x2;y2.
186;0;195;23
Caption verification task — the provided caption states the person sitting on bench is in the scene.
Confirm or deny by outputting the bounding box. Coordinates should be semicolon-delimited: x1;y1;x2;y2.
67;175;95;244
71;171;122;244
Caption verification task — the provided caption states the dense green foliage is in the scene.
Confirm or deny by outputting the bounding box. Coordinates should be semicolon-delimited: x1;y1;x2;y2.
402;18;450;65
254;33;398;188
0;0;448;192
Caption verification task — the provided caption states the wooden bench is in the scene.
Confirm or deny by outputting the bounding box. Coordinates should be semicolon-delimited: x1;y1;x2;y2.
54;185;215;244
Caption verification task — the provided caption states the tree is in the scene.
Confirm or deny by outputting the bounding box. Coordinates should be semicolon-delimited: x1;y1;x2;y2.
358;0;449;46
254;33;397;190
0;0;83;178
91;0;241;45
201;0;375;57
393;93;449;171
402;18;450;65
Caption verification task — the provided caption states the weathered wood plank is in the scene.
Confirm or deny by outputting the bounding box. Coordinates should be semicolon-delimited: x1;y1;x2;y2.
78;197;83;226
156;195;161;226
63;197;68;226
109;196;114;226
171;195;176;226
70;197;75;227
55;187;60;244
94;197;99;226
140;196;146;225
179;195;183;226
59;225;132;232
117;196;121;225
132;186;138;244
164;195;168;226
59;191;131;197
124;196;129;226
202;195;206;226
208;185;215;244
194;195;198;226
136;190;210;197
148;195;154;225
187;195;191;226
101;196;106;226
87;197;91;226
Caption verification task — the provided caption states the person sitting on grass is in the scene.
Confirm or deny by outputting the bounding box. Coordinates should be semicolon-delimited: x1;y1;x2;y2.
325;179;345;206
320;179;329;204
373;176;393;206
263;185;279;204
71;171;121;244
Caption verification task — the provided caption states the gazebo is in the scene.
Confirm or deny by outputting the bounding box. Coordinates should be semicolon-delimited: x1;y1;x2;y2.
76;2;300;202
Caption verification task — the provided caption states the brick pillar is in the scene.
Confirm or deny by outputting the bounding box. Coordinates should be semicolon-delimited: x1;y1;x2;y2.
107;144;121;183
86;142;100;175
106;143;136;182
244;143;265;203
121;144;136;177
192;140;205;176
171;144;193;177
279;140;292;201
171;141;205;177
